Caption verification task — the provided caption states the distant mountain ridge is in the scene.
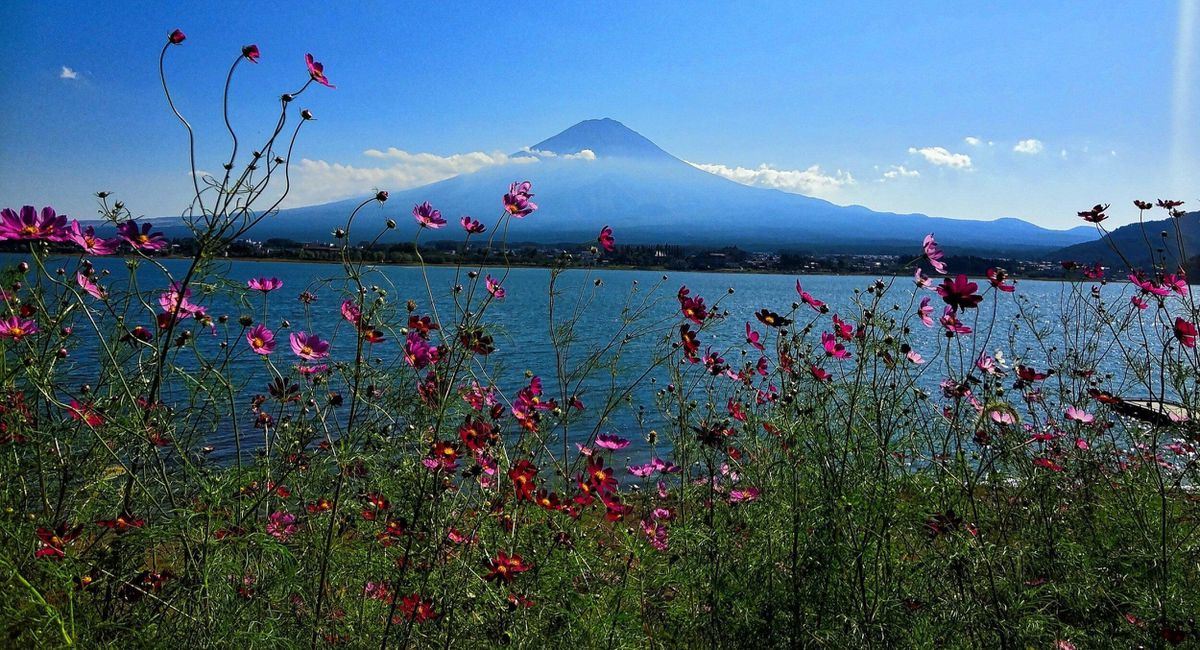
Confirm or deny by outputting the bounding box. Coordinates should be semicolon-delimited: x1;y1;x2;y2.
131;118;1099;257
1051;211;1199;272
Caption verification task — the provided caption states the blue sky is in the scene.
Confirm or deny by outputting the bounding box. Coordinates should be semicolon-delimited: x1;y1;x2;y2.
1;1;1196;229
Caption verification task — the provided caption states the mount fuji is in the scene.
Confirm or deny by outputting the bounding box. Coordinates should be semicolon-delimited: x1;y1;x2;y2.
199;118;1099;256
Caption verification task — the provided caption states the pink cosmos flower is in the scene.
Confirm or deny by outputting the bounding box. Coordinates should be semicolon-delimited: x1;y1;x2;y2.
503;181;537;217
117;221;167;251
922;233;947;274
0;316;38;342
247;277;282;292
651;457;681;474
906;350;924;364
246;324;275;355
266;511;297;541
159;283;205;319
795;279;827;312
412;201;445;229
76;273;107;300
304;53;335;88
918;297;934;327
1128;273;1171;297
1065;406;1094;424
821;332;851;359
627;463;654;478
597;225;615;252
485;274;505;299
66;221;118;254
340;299;362;325
939;307;972;335
242;44;260;63
1033;457;1064;472
460;216;486;234
595;434;630;450
914;267;932;289
990;410;1015;425
985;268;1015;292
729;487;761;503
1174;317;1197;348
745;322;764;351
1163;273;1188;296
289;331;330;360
0;206;69;242
403;331;439;369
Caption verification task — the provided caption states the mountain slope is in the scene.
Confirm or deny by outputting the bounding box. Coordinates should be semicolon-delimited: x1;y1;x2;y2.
1051;211;1199;272
156;118;1100;257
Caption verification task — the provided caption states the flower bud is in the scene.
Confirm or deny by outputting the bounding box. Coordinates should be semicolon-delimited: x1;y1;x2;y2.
281;93;293;103
168;29;186;45
301;109;314;120
17;262;29;273
376;190;389;202
385;219;396;229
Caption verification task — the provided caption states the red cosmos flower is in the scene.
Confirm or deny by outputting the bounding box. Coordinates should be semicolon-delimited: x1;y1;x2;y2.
304;53;335;88
1131;295;1149;310
1033;457;1064;472
502;181;537;217
755;308;792;328
460;215;486;234
35;522;82;560
168;29;186;45
985;268;1015;292
67;400;104;427
597;225;615;252
586;455;619;494
744;322;765;351
96;512;145;532
795;279;828;312
937;275;983;311
693;419;734;447
306;498;333;514
484;552;531;583
377;518;407;546
508;459;538;501
1156;199;1185;209
242;44;260;63
810;364;832;382
533;489;562;512
1174;317;1197;348
677;286;708;324
1015;365;1049;385
602;493;633;521
425;441;461;472
1077;203;1109;223
398;593;440;624
361;492;389;521
458;415;497;451
407;314;439;337
727;398;747;422
679;324;700;362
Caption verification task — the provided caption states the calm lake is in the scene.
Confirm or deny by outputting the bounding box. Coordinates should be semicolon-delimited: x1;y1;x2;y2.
6;254;1172;461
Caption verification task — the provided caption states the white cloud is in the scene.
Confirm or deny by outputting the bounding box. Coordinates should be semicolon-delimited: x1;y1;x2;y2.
60;66;78;80
881;165;920;180
1013;138;1045;155
964;136;982;147
290;148;539;205
907;146;973;169
564;149;596;160
688;161;855;197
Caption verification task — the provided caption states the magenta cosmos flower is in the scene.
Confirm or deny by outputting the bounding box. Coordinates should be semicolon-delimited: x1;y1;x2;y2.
595;433;630;450
460;216;486;234
503;181;537;217
117;221;167;251
66;222;119;255
246;324;276;355
305;53;335;88
0;206;69;242
0;316;38;342
937;275;983;311
76;273;107;300
485;274;505;299
242;44;260;63
1174;317;1197;348
289;331;330;360
412;201;446;229
247;277;282;292
266;511;297;541
597;225;615;252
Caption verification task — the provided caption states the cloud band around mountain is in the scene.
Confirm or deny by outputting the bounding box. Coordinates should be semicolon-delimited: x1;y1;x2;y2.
686;161;855;197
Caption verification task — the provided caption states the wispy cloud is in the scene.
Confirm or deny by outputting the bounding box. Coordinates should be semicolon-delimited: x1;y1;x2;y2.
290;148;539;205
1013;138;1045;155
907;146;973;169
60;66;79;80
964;136;982;147
881;165;920;180
688;161;855;197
